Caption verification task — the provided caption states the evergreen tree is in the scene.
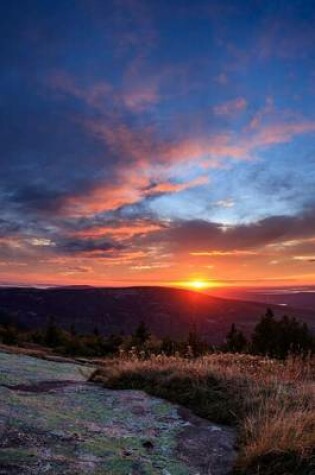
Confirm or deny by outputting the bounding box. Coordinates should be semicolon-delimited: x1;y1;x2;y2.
133;320;150;346
277;315;313;358
161;336;176;356
70;324;77;336
2;325;18;345
44;317;63;347
251;309;314;358
251;309;277;356
187;324;199;357
225;323;247;353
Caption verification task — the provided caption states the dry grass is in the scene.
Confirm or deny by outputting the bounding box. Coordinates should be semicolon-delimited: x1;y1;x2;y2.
0;342;85;365
0;342;54;358
90;353;315;474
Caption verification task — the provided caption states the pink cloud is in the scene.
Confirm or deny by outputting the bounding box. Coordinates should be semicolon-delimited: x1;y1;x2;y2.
48;71;113;109
163;135;249;165
47;72;315;213
143;176;209;196
213;97;247;116
85;119;155;166
122;87;159;111
85;112;315;173
48;70;158;113
249;121;315;149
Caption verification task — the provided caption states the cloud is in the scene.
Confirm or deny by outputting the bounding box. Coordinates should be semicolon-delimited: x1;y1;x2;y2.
139;208;315;255
213;97;247;116
53;236;125;256
142;176;209;198
293;256;315;262
62;265;92;275
48;71;113;110
190;250;256;256
47;70;315;178
215;198;234;209
7;184;69;214
122;86;159;111
48;68;159;113
249;121;315;149
0;219;22;237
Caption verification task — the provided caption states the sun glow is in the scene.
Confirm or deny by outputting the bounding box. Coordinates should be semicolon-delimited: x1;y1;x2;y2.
174;278;216;291
188;279;209;290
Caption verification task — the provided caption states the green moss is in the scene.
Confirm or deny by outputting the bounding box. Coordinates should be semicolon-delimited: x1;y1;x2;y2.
0;351;199;474
91;369;238;425
0;448;37;463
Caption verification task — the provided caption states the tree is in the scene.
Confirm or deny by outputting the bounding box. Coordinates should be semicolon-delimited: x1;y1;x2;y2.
251;309;314;358
161;336;176;356
132;321;150;347
225;323;247;353
70;324;77;336
2;325;18;345
277;315;313;358
186;323;208;357
44;317;64;347
93;326;100;337
101;333;123;355
251;309;277;357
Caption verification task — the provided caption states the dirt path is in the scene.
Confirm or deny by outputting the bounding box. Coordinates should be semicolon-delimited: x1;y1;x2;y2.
0;351;236;474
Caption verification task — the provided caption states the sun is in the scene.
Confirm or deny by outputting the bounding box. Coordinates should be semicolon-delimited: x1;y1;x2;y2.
174;278;215;291
189;279;209;290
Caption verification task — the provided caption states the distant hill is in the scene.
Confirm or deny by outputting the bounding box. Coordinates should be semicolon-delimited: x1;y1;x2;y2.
209;287;315;311
0;286;314;344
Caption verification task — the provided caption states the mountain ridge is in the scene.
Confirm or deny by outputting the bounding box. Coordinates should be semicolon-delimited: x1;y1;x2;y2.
1;286;314;344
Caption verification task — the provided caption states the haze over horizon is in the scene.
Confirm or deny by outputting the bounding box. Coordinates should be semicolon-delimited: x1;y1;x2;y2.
1;0;315;288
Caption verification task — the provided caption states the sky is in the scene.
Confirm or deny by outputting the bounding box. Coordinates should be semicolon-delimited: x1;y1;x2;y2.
1;0;315;288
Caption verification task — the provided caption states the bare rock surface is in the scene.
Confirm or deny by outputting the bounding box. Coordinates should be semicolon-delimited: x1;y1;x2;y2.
0;351;236;474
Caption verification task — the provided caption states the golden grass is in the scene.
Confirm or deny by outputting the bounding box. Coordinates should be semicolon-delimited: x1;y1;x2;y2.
90;353;315;474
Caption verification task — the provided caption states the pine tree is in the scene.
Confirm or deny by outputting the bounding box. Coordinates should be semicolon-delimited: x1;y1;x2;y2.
45;317;63;347
251;309;277;356
133;321;150;346
225;323;247;353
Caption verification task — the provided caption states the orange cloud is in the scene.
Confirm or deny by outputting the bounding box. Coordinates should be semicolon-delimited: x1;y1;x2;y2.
164;134;248;165
65;171;148;215
66;170;209;216
143;176;209;196
190;250;258;256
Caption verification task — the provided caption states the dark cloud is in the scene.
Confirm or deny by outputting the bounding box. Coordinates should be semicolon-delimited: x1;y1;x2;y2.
6;184;68;214
0;219;22;237
140;208;315;253
66;197;160;232
54;236;125;255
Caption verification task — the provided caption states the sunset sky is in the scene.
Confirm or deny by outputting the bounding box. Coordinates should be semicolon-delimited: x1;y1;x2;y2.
1;0;315;287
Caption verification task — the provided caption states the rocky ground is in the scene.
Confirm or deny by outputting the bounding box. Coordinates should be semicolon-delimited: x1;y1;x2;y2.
0;351;236;474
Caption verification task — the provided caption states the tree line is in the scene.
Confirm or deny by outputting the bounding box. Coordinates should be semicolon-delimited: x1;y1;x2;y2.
0;308;314;359
225;309;314;358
